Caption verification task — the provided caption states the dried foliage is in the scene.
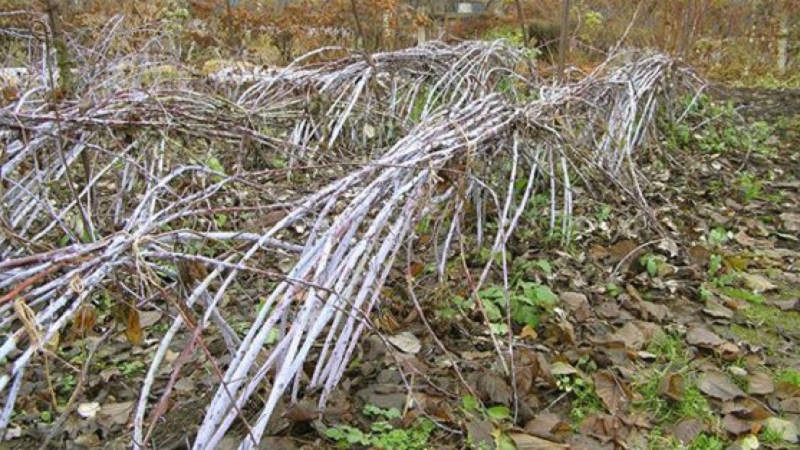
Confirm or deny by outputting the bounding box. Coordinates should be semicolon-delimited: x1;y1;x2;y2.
0;14;709;447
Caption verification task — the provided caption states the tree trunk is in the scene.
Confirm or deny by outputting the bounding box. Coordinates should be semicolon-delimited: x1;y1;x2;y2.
777;14;789;74
558;0;570;82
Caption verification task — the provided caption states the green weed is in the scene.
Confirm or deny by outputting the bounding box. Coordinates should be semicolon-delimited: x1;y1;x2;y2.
324;405;434;450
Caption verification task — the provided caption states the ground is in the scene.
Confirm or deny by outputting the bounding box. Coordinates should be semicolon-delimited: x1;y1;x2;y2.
2;87;799;450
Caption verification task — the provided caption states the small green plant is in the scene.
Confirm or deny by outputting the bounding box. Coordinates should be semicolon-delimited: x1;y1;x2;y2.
648;431;727;450
707;227;730;247
636;373;712;424
324;405;434;450
477;281;558;333
605;282;622;298
120;360;145;377
760;426;783;445
687;433;726;450
596;204;612;221
58;374;77;397
555;374;604;423
661;95;775;156
720;286;764;304
639;253;667;278
737;172;762;202
776;368;800;387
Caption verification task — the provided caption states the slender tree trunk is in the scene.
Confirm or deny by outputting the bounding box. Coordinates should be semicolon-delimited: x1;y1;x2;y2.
777;14;789;74
349;0;366;49
558;0;570;82
513;0;529;47
679;0;693;58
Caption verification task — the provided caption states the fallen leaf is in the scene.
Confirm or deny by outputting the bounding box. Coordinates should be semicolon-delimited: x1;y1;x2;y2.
97;401;134;429
687;245;712;267
77;402;101;419
746;372;775;395
283;398;321;422
686;326;724;348
524;412;570;440
610;322;646;350
139;310;162;328
608;240;638;263
734;230;757;247
780;212;800;232
659;372;685;402
716;341;741;360
519;325;538;340
739;273;777;293
387;331;421;354
473;372;512;405
702;299;734;319
657;239;679;258
780;397;800;413
674;418;705;444
509;433;568;449
639;301;670;322
465;420;494;449
763;417;799;443
723;413;754;436
698;372;746;401
550;361;578;376
73;304;97;335
594;371;630;415
738;434;760;450
125;307;143;346
580;414;627;442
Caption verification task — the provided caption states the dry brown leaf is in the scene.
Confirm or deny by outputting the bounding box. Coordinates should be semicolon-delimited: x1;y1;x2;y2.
659;372;685;402
780;212;800;232
608;240;638;263
465;420;494;449
97;401;134;429
580;414;627;442
780;397;800;413
747;372;775;395
550;361;578;377
124;307;143;346
407;261;425;277
674;418;705;444
610;322;645;350
387;331;421;354
473;372;512;405
283;399;321;422
715;341;741;360
687;245;712;267
139;310;163;328
73;304;97;335
730;398;773;421
509;433;568;449
722;413;755;436
739;273;777;293
589;244;610;261
639;301;671;322
697;371;746;401
519;325;538;340
763;417;799;443
593;371;631;415
524;412;566;439
686;326;724;348
702;299;734;319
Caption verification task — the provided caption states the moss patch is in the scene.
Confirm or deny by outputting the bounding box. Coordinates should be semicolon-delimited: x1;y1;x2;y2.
723;304;800;357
